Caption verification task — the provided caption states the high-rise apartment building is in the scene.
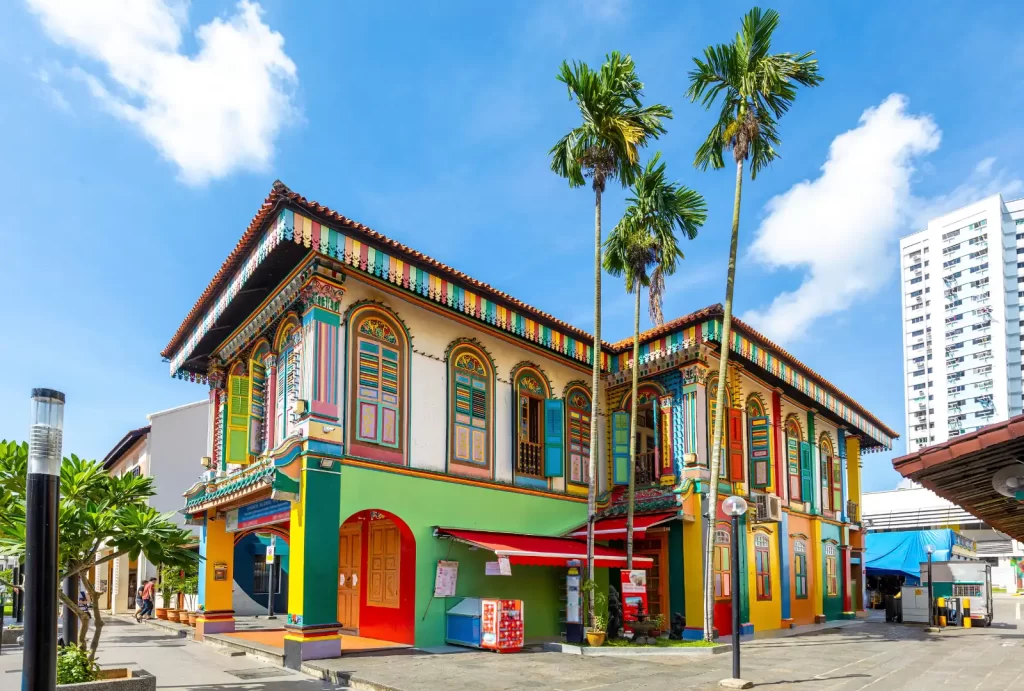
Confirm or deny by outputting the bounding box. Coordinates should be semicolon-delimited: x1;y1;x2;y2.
900;194;1024;453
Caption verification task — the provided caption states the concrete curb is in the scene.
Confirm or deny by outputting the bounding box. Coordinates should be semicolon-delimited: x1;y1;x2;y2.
58;669;156;691
542;641;731;656
301;662;403;691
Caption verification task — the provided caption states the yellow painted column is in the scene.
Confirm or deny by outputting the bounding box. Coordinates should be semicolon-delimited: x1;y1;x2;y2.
196;510;235;639
811;518;825;623
682;491;707;639
845;436;861;512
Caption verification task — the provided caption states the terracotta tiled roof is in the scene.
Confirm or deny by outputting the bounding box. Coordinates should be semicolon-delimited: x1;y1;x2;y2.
161;182;896;442
612;303;898;440
162;181;602;359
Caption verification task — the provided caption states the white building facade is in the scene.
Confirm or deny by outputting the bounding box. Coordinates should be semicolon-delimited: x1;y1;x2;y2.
97;400;209;613
900;194;1024;453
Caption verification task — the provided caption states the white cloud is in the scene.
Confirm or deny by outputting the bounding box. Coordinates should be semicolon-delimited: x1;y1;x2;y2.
741;94;949;343
36;67;70;111
27;0;298;185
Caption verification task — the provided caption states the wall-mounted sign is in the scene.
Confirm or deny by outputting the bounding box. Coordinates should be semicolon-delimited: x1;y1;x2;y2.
225;498;291;532
214;562;228;581
566;561;581;624
434;560;459;597
265;536;276;564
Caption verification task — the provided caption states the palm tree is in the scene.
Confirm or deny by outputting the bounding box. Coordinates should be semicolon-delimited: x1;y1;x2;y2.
686;6;823;641
550;52;671;626
604;153;707;569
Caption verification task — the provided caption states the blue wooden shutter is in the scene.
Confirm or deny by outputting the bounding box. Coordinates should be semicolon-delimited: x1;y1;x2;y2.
612;411;630;485
544;399;564;477
747;416;771;489
799;442;813;507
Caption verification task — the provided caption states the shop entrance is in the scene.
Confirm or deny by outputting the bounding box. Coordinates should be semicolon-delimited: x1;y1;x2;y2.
338;509;416;646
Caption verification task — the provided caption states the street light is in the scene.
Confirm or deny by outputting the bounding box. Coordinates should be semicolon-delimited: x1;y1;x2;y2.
23;388;65;691
926;544;935;627
720;495;751;690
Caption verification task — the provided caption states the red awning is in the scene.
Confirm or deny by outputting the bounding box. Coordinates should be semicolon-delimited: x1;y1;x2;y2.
566;512;678;539
435;527;653;568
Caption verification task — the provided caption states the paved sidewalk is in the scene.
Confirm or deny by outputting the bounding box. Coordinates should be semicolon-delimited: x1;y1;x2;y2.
0;617;344;690
303;620;1024;690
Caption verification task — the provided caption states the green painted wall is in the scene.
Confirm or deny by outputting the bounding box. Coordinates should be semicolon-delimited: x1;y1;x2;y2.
669;522;685;619
340;465;588;647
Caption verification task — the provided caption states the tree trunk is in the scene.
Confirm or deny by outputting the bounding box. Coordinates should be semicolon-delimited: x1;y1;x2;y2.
586;185;603;629
703;158;745;642
57;589;90;649
80;575;104;661
626;281;641;569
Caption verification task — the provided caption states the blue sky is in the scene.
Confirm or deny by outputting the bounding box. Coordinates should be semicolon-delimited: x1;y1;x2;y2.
1;1;1022;491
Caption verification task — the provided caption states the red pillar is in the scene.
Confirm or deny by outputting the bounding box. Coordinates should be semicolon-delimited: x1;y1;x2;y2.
771;389;786;501
841;546;853;614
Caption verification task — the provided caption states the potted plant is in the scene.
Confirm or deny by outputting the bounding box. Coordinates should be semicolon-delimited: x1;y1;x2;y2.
182;567;199;627
586;614;607;647
581;578;608;646
648;613;665;638
156;577;173;620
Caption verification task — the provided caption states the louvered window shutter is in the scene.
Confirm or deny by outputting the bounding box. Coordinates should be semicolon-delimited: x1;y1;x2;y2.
226;375;250;464
612;411;630;485
544;399;564;477
799;442;814;509
727;408;744;480
747;415;771;489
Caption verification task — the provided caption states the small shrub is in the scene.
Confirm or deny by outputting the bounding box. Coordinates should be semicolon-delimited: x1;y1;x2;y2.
56;645;99;685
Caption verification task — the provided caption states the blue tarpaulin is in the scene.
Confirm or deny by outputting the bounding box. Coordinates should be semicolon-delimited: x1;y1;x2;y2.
865;529;955;584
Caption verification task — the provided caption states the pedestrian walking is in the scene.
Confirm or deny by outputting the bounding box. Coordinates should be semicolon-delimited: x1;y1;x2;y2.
135;578;157;622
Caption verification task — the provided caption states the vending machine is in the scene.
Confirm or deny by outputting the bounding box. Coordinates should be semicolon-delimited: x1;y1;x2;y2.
445;597;524;652
481;598;524;652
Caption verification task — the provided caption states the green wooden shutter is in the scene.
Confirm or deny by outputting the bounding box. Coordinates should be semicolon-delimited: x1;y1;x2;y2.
227;375;250;464
544;399;564;477
612;411;630;485
799;441;813;506
248;358;266;456
747;415;771;489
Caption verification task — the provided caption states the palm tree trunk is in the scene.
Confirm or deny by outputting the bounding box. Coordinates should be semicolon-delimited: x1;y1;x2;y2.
586;185;603;629
626;280;641;569
703;158;744;642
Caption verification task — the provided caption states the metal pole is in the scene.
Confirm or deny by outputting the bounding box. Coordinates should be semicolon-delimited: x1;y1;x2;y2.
23;388;65;691
61;575;78;647
731;513;741;680
927;552;934;627
266;537;276;620
12;565;22;624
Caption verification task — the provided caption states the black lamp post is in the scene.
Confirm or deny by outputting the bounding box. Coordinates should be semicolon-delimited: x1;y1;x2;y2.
926;544;935;627
721;495;751;689
23;388;65;691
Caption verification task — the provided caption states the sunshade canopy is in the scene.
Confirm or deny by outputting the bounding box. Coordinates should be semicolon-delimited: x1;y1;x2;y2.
435;527;653;568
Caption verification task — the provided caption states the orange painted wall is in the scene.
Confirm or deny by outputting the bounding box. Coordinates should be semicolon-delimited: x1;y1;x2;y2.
787;513;815;626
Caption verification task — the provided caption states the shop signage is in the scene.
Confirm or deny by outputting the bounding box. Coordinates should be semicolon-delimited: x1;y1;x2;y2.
266;536;276;564
434;560;459;597
485;557;512;577
621;569;648;623
225;498;291;532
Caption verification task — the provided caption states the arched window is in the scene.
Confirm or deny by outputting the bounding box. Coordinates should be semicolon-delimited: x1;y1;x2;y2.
824;543;839;597
707;374;733;479
514;367;550;479
746;394;770;489
448;345;493;478
819;435;835;512
349;308;407;465
785;416;804;501
713;523;732;600
754;532;772;601
565;386;592;486
793;540;808;599
274;317;300;448
226;360;250;464
619;386;664;486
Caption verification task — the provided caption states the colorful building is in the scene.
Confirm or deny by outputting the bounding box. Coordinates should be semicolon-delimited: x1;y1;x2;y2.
166;182;897;665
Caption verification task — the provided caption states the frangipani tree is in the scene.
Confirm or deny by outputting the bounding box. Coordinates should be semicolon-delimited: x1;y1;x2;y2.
686;7;822;641
604;153;706;568
0;440;197;660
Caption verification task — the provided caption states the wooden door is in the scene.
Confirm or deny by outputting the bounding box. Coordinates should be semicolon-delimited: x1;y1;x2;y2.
368;520;400;608
338;524;362;631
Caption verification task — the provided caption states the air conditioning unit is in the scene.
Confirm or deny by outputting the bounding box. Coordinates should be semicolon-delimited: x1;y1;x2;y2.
753;493;782;522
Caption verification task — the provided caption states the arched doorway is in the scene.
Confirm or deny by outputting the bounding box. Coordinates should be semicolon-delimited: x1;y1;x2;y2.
232;526;290;616
339;510;416;645
712;520;734;636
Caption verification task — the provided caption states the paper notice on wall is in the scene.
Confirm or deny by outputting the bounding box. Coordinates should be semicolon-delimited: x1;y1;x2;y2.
498;555;512;575
434;560;459;597
486;561;501;576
